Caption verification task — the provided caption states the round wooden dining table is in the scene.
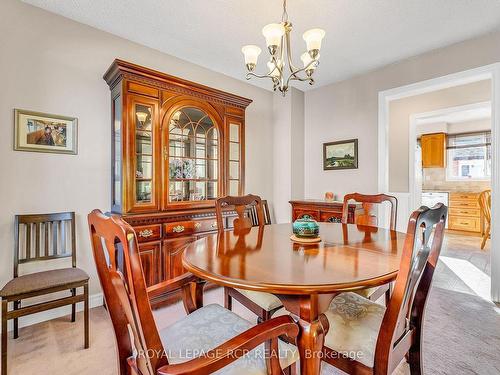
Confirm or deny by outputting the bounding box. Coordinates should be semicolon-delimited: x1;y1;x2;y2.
182;223;406;375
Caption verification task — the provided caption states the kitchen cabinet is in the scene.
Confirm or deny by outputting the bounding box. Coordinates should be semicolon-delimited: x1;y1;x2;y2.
421;133;446;168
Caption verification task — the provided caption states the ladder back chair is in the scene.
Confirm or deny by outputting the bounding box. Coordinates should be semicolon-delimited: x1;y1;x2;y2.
88;209;299;375
1;212;89;375
478;189;491;249
318;203;447;374
342;193;398;304
216;195;283;322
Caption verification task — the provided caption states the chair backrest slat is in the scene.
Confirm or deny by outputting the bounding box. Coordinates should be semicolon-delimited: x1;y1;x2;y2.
216;194;266;231
44;222;50;257
25;223;32;260
374;203;447;374
342;193;398;230
88;210;166;375
35;222;41;259
14;212;76;277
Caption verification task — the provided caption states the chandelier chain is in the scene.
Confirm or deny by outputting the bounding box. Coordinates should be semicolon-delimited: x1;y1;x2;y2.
282;0;289;22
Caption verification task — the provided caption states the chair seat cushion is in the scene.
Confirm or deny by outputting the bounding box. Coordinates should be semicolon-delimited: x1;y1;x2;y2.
323;292;385;367
0;268;89;298
160;304;298;374
273;292;385;368
236;289;283;311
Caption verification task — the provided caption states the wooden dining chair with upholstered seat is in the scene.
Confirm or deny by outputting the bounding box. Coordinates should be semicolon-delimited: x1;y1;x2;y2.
216;195;284;322
88;209;299;375
342;193;398;304
478;189;491;249
1;212;89;375
317;203;447;374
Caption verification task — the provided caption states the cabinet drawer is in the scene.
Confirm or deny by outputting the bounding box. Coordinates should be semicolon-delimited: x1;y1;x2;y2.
449;200;479;209
135;224;162;243
450;192;479;201
448;216;480;232
164;219;218;237
320;211;342;223
448;208;480;218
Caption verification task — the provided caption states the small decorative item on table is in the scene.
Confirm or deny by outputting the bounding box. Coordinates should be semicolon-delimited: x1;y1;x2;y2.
324;192;335;201
291;216;321;243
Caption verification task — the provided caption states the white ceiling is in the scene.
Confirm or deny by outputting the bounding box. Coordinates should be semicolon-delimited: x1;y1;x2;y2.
416;104;491;125
21;0;500;91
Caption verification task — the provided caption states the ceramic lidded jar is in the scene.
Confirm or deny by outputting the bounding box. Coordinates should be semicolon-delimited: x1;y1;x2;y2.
292;216;320;238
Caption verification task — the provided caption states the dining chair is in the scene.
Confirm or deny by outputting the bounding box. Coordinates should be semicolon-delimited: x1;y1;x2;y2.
87;209;298;375
216;195;283;322
478;189;491;249
342;193;398;304
318;203;447;374
1;212;89;375
215;194;283;322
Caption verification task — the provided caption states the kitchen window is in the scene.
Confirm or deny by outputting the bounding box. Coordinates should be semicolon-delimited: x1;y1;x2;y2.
446;131;491;180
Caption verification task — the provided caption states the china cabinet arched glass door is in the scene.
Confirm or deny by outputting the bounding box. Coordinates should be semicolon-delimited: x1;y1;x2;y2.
164;105;222;207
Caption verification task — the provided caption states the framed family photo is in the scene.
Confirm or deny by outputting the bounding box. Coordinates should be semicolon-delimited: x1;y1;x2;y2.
323;138;358;170
14;109;78;154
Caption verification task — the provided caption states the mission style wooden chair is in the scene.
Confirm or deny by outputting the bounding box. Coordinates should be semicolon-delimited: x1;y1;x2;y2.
478;189;491;249
342;193;398;304
87;209;299;375
319;203;447;374
1;212;89;375
216;195;284;322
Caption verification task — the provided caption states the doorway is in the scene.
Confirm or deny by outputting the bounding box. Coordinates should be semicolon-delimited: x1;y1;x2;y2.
377;63;500;302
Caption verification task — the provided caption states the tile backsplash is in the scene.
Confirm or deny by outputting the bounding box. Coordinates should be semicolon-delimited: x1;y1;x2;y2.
422;168;490;192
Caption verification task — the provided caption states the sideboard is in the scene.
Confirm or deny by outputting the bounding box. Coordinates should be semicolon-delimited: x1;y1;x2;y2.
289;199;359;223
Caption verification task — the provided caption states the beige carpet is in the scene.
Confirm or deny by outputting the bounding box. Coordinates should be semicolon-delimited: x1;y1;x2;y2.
4;232;500;374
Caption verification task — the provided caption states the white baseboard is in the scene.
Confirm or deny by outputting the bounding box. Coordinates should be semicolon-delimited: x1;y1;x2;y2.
5;293;104;332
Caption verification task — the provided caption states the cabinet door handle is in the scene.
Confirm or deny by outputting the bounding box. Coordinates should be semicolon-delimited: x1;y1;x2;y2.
172;225;185;233
194;222;201;229
139;229;153;238
211;222;218;228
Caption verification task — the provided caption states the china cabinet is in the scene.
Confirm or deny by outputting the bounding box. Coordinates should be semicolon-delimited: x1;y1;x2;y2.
104;60;252;306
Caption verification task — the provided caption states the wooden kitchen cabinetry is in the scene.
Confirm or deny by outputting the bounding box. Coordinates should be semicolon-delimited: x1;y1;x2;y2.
448;192;481;232
421;133;446;168
104;59;252;307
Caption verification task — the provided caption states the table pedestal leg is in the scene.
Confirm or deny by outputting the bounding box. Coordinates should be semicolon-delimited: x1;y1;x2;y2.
297;317;326;375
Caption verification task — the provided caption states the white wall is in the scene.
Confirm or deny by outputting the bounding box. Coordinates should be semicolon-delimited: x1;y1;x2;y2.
272;88;304;223
0;0;275;326
304;29;500;198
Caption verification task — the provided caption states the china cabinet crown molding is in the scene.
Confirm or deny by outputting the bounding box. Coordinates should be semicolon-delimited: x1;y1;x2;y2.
104;59;253;109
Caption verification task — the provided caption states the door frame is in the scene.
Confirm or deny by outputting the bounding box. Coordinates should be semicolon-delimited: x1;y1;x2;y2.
377;62;500;302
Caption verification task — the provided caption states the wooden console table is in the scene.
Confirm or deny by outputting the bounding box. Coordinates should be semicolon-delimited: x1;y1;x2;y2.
289;199;359;223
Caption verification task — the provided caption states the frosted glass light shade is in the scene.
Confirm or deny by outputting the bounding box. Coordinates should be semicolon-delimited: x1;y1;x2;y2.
241;45;261;70
303;28;325;53
262;23;285;48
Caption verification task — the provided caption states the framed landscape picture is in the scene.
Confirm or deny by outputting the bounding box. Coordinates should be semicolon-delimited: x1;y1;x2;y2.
323;139;358;170
14;109;78;154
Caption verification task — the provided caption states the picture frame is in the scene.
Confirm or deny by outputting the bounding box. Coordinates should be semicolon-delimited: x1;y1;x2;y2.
323;139;358;170
14;109;78;155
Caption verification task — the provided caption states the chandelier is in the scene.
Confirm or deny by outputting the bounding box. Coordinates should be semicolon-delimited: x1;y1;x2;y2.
241;0;325;96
